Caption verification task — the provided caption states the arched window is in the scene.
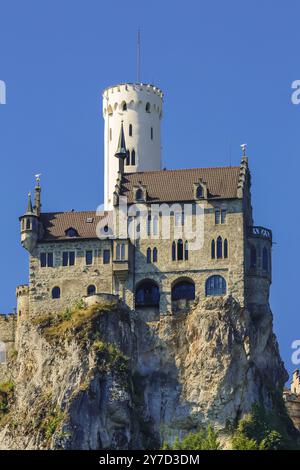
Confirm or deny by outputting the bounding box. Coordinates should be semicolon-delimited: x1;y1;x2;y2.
107;105;113;116
262;247;269;272
145;102;151;113
65;227;78;237
52;286;61;299
217;236;223;259
126;150;130;166
129;124;132;136
172;241;176;261
196;185;203;199
146;247;151;263
215;209;221;225
250;246;257;268
26;218;31;230
87;285;96;296
135;280;160;307
136;188;143;201
211;240;215;259
153;247;158;263
121;101;127;111
0;341;6;364
177;239;183;261
205;275;226;296
172;280;195;301
224;239;228;259
184;241;189;260
131;149;136;165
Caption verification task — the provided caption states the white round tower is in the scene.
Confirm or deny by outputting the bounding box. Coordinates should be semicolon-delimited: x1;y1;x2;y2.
103;83;163;209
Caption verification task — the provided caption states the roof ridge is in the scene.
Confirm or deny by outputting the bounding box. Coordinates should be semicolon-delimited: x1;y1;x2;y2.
124;166;240;176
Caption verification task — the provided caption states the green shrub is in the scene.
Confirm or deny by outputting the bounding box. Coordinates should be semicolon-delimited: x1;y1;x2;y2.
231;432;258;450
162;426;220;450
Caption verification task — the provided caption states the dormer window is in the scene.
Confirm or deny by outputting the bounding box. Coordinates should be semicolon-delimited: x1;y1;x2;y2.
196;185;203;199
135;187;146;202
65;227;78;237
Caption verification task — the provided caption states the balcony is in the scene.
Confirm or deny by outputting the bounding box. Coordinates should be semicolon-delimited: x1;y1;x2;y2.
248;226;272;242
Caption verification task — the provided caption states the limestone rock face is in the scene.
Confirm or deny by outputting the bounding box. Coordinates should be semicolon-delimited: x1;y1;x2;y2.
0;296;288;449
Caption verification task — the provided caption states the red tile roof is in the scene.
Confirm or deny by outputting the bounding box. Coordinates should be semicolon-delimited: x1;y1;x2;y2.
121;166;240;202
39;211;112;241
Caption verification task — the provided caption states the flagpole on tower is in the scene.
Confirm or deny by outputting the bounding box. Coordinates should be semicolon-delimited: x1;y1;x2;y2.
137;29;141;83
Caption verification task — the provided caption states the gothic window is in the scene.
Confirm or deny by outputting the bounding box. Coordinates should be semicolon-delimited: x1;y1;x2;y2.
196;185;203;199
103;249;110;264
63;251;75;266
250;246;257;268
52;286;61;299
177;239;184;261
217;236;223;259
205;275;226;296
211;240;215;259
172;241;176;261
129;124;132;136
145;102;151;113
184;241;189;260
171;280;195;301
87;285;96;296
153;247;158;263
146;247;151;263
122;101;127;111
215;209;221;225
224;239;228;259
262;247;269;271
0;341;6;364
221;209;227;224
85;250;93;265
26;219;31;230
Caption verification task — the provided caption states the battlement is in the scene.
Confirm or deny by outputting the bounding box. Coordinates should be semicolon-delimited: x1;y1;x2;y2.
16;284;29;298
103;82;163;99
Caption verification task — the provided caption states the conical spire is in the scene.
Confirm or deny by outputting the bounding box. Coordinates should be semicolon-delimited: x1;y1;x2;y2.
115;121;127;159
26;192;34;214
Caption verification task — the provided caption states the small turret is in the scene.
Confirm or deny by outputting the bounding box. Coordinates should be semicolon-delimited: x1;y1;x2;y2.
115;121;127;176
34;174;42;217
19;192;39;254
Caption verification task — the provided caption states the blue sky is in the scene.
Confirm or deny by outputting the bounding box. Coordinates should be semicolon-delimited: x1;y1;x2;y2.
0;0;299;380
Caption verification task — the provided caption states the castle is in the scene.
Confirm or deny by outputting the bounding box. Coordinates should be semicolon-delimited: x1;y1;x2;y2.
1;82;272;352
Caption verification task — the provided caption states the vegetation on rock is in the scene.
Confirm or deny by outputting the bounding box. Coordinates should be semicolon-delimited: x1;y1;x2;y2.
162;426;220;450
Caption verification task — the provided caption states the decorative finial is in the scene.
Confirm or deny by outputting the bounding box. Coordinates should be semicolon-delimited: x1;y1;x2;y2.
35;173;42;187
240;143;247;157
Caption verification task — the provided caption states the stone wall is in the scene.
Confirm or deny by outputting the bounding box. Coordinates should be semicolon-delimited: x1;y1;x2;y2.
0;314;16;381
28;240;114;315
123;199;246;315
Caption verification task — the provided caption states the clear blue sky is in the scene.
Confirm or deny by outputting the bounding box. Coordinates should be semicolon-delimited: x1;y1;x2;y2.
0;0;299;381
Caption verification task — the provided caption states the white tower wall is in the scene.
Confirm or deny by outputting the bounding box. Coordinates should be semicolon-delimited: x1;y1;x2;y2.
103;83;163;209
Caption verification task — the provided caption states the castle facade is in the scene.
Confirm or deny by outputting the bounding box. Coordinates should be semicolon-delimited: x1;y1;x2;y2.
14;83;272;322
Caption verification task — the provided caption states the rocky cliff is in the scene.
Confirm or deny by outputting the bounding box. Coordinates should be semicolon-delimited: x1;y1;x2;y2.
0;296;291;449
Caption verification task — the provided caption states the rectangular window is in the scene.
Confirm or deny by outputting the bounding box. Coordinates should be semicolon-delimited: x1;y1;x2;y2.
103;249;110;264
40;252;47;267
116;243;126;261
109;128;112;141
62;251;75;266
221;209;227;224
151;127;153;140
215;209;220;224
85;250;93;265
40;252;53;268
